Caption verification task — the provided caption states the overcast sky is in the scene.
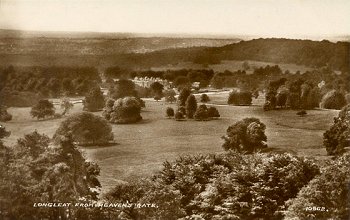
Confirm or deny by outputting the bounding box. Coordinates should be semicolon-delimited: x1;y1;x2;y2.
0;0;349;38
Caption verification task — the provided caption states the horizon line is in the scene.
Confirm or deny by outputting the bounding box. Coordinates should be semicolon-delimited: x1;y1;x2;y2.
1;28;349;41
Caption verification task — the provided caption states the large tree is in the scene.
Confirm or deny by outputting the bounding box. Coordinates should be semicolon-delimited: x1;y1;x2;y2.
222;117;267;153
83;87;105;112
320;90;347;110
150;82;164;96
185;95;197;119
109;79;138;99
323;104;350;155
54;112;113;145
177;87;191;107
30;99;55;120
103;97;142;124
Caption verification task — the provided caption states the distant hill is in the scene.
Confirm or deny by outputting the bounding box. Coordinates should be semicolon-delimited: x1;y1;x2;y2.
107;38;349;72
0;30;348;72
0;29;240;55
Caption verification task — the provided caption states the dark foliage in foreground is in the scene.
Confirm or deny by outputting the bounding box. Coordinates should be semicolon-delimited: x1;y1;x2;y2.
0;132;101;220
104;152;320;219
323;104;350;155
285;153;350;220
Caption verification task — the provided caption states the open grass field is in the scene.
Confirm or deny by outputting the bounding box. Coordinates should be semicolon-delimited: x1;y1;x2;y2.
2;93;339;192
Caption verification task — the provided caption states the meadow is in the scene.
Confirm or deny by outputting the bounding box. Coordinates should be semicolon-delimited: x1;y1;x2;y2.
2;93;338;192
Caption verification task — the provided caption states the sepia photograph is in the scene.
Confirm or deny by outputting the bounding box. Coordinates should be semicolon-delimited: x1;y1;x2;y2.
0;0;349;219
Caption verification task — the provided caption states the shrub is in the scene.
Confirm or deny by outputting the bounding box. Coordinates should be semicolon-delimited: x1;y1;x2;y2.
166;107;175;118
185;95;197;119
103;97;142;124
200;94;210;103
323;104;350;155
83;87;105;112
191;153;320;219
207;106;220;118
285;153;350;220
0;125;10;139
154;94;162;102
194;105;208;121
320;90;346;110
105;152;319;219
296;110;307;116
228;91;252;105
30;99;55;120
54;112;113;145
0;106;12;122
175;111;185;121
222;117;267;153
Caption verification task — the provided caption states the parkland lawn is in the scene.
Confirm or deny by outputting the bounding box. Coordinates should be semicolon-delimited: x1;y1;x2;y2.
2;95;339;191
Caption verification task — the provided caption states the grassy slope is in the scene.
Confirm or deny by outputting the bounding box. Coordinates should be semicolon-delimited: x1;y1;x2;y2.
2;94;338;191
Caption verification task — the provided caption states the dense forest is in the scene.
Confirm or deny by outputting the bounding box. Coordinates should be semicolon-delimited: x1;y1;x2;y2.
107;38;350;71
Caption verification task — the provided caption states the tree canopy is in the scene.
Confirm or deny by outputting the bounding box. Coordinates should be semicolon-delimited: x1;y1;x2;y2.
222;117;267;153
54;112;113;146
30;99;55;120
103;97;143;124
83;87;105;112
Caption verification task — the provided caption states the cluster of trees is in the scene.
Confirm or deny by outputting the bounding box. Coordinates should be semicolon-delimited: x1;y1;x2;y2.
167;88;220;121
189;38;349;72
105;67;215;89
0;66;100;100
228;90;253;105
1;120;348;219
100;151;339;219
166;104;220;121
0;127;101;219
264;73;348;111
103;97;143;124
